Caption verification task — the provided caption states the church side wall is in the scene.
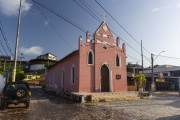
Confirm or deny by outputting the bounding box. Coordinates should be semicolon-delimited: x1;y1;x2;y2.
45;53;79;92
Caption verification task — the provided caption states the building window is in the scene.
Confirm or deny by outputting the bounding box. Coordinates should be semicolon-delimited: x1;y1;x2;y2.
71;65;75;83
88;50;94;65
116;55;120;67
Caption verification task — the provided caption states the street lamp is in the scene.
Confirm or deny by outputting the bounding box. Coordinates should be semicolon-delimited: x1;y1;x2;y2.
151;51;165;92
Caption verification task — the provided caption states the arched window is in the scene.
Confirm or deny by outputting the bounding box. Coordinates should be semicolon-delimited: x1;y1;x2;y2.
116;55;120;67
71;65;75;83
88;50;94;65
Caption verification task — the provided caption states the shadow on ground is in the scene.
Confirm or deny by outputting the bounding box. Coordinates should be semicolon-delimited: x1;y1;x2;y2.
30;86;75;105
156;115;180;120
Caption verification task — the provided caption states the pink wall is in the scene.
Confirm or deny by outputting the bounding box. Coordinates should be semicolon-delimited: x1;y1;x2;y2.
79;41;95;92
45;51;79;92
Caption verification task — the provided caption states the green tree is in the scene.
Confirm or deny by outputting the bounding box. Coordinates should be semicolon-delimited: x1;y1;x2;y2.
0;61;26;81
134;74;147;93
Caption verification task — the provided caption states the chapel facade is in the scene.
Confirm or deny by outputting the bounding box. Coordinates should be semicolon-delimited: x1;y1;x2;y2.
45;21;127;92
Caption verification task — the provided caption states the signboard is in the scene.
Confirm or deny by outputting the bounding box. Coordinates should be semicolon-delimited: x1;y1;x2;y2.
116;74;121;80
156;79;165;82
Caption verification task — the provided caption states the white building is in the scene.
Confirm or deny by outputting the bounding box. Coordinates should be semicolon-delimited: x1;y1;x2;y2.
144;65;180;77
29;53;57;71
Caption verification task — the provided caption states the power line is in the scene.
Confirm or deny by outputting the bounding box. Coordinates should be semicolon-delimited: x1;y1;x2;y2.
0;50;3;55
157;55;180;60
34;4;74;51
32;0;87;34
78;0;151;63
77;0;139;49
0;20;14;56
127;54;141;62
94;0;151;55
77;0;102;22
34;0;151;65
74;0;143;56
0;38;8;56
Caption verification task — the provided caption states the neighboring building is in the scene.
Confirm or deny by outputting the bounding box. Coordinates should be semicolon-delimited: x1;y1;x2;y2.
144;65;180;77
29;53;57;71
126;63;143;91
37;53;56;60
45;21;127;93
0;55;28;71
144;65;180;91
127;62;142;77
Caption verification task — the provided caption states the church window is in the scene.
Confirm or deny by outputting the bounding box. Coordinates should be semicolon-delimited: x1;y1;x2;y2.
116;55;120;67
71;65;75;83
88;51;94;65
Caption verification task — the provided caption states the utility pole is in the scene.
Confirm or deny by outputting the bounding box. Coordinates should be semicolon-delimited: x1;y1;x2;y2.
151;51;165;92
151;53;155;91
12;0;22;82
141;40;144;73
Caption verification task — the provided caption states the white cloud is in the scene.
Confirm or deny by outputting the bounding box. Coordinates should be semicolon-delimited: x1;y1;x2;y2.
177;3;180;7
152;8;160;12
19;46;43;56
0;0;32;16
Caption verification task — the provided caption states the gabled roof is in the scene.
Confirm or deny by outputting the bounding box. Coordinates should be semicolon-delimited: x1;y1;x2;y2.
94;21;114;43
95;21;113;36
47;50;79;70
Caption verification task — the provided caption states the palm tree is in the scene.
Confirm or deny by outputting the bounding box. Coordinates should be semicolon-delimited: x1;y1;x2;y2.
134;74;147;93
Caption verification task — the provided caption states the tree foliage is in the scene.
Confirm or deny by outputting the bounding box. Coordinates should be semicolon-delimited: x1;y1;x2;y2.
0;62;25;81
134;74;147;88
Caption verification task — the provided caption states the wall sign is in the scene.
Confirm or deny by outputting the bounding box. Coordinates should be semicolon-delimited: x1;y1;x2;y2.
116;74;121;80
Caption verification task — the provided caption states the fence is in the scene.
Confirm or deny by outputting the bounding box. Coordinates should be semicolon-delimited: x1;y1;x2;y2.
128;76;180;92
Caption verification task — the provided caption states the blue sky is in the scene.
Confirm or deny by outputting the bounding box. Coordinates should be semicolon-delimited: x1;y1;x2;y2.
0;0;180;67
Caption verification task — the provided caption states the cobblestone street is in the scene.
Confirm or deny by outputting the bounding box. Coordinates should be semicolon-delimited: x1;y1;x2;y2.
0;87;180;120
93;93;180;120
0;87;127;120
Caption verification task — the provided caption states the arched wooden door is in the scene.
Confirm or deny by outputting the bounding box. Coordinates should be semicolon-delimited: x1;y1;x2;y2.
101;64;110;92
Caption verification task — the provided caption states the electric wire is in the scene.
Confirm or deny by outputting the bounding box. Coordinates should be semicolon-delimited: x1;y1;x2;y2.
127;54;141;62
77;0;102;22
32;0;87;34
33;0;163;66
76;0;150;63
94;0;151;55
0;21;14;56
73;0;101;22
157;55;180;60
0;38;8;56
0;50;3;55
34;4;74;51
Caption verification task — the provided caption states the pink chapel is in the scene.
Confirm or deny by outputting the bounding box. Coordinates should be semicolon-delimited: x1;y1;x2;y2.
45;21;127;93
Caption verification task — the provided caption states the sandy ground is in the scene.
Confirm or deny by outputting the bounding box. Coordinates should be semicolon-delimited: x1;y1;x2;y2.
92;92;180;120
